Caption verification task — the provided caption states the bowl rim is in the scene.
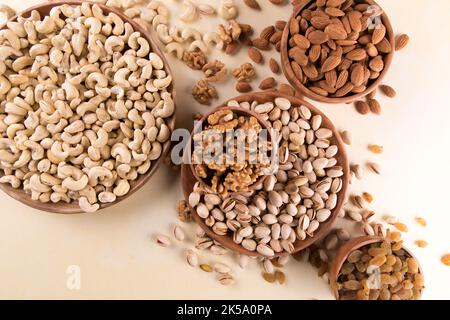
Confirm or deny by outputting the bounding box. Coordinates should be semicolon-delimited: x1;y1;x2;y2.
181;91;350;257
0;0;176;214
280;0;395;104
329;235;424;300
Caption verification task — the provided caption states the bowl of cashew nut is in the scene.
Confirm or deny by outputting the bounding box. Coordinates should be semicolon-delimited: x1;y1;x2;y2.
0;1;176;213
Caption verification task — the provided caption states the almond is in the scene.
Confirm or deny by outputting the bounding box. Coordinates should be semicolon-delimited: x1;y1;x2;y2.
293;34;310;49
226;41;240;56
310;16;331;30
366;43;378;57
347;10;362;32
376;38;392;53
260;26;275;41
269;0;286;6
395;34;409;51
325;70;337;88
321;55;341;73
310;86;328;97
309;44;321;63
327;0;346;7
289;18;300;35
369;56;384;72
372;24;386;44
335;82;353;97
346;48;367;61
366;88;377;99
291;50;308;66
324;23;347;40
325;7;345;17
379;84;396;98
248;47;263;64
350;64;365;86
269;31;282;44
236;81;252;93
368;98;381;115
275;20;287;31
307;30;329;45
244;0;261;10
355;100;370;115
302;63;319;79
335;70;349;89
269;58;280;74
252;38;270;50
259;77;276;90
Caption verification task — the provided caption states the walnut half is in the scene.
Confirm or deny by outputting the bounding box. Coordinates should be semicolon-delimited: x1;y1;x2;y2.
192;80;218;105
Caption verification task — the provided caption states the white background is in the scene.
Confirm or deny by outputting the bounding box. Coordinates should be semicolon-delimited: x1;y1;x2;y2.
0;0;449;299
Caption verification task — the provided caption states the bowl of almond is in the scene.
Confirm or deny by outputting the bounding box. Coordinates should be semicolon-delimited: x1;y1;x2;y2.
281;0;395;104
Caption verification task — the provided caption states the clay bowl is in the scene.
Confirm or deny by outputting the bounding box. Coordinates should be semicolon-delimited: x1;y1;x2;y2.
0;0;175;214
329;236;424;300
181;91;350;257
281;0;395;104
188;106;274;194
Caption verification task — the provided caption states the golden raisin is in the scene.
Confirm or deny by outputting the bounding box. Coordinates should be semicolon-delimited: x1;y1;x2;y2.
415;216;427;227
441;254;450;266
394;222;408;233
362;192;374;203
368;144;383;154
389;231;402;242
414;240;428;248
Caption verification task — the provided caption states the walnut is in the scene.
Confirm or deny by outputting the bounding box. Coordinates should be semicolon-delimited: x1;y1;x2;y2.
192;80;218;105
177;200;192;222
202;60;227;82
217;19;242;45
182;50;208;70
232;63;256;82
192;110;272;196
207;109;233;125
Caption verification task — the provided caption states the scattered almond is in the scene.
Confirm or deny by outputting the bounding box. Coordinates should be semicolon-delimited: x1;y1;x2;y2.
244;0;261;10
259;77;276;90
269;58;280;74
253;38;270;50
379;84;396;98
260;26;275;41
395;34;409;51
355;100;370;115
236;81;252;93
248;47;263;64
368;98;381;115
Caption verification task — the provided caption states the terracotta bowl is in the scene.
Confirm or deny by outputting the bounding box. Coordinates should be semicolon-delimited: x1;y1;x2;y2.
181;91;350;257
281;0;395;104
188;106;274;194
0;0;176;214
329;236;424;300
